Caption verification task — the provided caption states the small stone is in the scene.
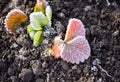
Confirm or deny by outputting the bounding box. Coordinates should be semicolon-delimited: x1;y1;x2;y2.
19;48;26;55
84;5;91;11
92;58;101;65
83;66;89;73
91;66;98;72
15;54;27;60
19;68;33;82
43;26;56;37
42;61;48;68
19;47;30;57
42;39;49;45
30;60;42;76
72;65;77;70
111;1;117;7
112;30;119;36
58;12;65;18
2;8;10;14
11;43;18;48
54;21;65;34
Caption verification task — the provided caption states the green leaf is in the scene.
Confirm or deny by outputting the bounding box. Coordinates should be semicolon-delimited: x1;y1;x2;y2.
30;12;49;30
46;5;52;21
29;31;36;40
27;25;36;40
33;31;43;46
27;25;34;33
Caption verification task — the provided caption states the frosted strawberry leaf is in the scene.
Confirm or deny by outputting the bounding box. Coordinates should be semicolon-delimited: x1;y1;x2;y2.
4;9;28;34
51;18;90;64
61;36;90;64
51;36;64;58
64;18;85;42
45;5;52;21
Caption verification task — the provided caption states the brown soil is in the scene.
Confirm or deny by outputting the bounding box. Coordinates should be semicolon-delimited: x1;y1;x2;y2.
0;0;120;82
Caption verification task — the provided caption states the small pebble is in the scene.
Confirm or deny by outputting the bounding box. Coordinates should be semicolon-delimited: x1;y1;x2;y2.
112;30;119;36
42;61;48;68
2;8;9;14
92;58;101;65
84;5;91;11
19;48;26;55
55;21;64;34
11;43;18;48
83;66;89;73
19;68;33;82
72;65;77;70
58;12;65;18
43;26;56;37
30;60;42;76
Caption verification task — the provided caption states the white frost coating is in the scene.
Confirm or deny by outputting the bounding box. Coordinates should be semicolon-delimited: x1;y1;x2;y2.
61;36;90;64
64;18;85;41
30;12;49;30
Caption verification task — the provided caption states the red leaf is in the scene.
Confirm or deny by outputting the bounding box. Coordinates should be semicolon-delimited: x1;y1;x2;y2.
64;18;85;42
51;36;64;58
4;9;28;34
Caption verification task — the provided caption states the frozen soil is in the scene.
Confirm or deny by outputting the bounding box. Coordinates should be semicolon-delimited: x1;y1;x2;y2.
0;0;120;82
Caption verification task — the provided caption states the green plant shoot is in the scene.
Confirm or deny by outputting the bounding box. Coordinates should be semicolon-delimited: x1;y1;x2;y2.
27;25;36;40
30;12;50;30
33;31;43;46
45;5;52;21
27;0;52;46
34;0;48;13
